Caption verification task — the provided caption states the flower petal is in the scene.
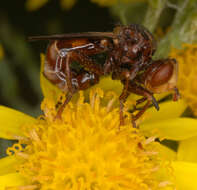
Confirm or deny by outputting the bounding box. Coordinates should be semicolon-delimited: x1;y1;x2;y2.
40;54;62;102
140;117;197;140
0;172;27;190
88;76;122;95
172;161;197;190
0;106;36;139
0;156;23;176
177;136;197;162
142;99;187;124
156;143;176;161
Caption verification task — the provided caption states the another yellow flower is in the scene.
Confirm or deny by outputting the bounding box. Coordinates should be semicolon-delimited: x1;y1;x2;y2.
25;0;76;11
170;43;197;116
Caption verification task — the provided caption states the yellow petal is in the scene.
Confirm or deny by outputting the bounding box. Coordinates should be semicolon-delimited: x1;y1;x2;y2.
156;143;176;161
177;136;197;162
86;76;123;97
172;161;197;190
142;99;187;124
0;173;27;190
40;54;63;102
140;117;197;140
0;156;23;176
25;0;48;11
0;106;36;139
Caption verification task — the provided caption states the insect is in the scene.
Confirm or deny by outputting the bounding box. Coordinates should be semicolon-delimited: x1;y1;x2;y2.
29;24;180;126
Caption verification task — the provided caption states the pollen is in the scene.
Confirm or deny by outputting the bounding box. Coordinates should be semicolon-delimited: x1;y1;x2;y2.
9;89;172;190
170;43;197;115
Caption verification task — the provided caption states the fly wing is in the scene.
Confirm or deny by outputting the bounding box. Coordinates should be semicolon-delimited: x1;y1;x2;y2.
28;32;115;41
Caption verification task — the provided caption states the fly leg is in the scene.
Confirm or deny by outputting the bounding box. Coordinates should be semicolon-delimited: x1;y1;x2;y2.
130;97;147;114
115;67;141;127
119;79;130;126
127;82;159;127
173;87;180;101
54;51;76;120
114;65;144;127
55;92;73;120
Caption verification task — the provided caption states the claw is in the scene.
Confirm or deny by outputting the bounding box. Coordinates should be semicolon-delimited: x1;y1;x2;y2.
54;92;73;121
151;95;160;111
119;100;125;126
173;87;180;101
131;114;137;128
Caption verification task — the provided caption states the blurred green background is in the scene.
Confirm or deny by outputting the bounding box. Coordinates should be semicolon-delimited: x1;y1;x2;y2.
0;0;197;157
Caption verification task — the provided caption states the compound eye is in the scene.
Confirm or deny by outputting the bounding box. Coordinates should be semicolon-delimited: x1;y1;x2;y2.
150;62;173;87
145;59;178;93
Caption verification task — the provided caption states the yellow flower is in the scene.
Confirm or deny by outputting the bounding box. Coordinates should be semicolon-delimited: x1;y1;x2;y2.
170;43;197;116
1;88;197;189
39;53;197;190
25;0;76;11
0;89;177;190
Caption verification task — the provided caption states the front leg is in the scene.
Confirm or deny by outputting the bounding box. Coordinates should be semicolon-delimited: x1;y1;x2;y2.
119;79;130;126
128;82;159;125
115;68;141;126
119;80;159;127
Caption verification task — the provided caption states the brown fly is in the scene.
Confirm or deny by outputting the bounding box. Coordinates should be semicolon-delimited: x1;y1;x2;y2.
29;24;180;126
